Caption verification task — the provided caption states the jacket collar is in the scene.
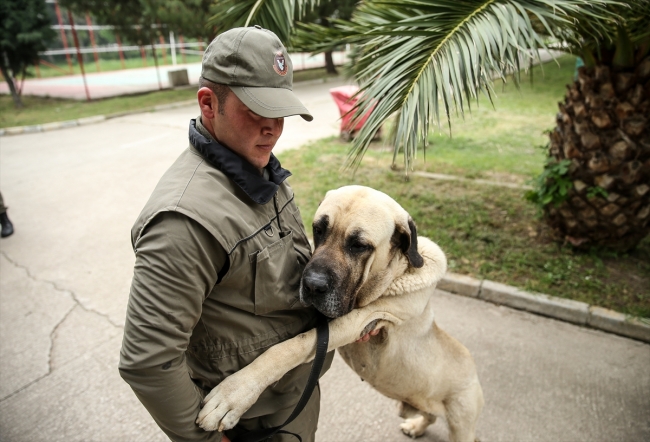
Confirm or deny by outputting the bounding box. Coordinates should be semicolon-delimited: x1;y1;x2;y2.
188;118;291;205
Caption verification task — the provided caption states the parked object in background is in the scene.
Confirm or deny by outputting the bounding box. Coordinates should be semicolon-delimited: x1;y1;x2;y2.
167;69;190;87
330;85;379;141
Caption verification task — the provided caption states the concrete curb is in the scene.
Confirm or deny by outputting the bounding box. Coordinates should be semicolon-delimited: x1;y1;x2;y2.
438;272;650;344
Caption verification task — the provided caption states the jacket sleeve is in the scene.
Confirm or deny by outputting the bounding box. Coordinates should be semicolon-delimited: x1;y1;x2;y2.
119;211;226;442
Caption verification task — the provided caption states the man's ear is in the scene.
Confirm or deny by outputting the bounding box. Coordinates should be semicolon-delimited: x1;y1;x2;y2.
197;87;216;120
396;217;424;268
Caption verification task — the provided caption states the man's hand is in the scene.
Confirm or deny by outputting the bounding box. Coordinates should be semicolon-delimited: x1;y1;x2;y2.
221;434;231;442
355;328;381;343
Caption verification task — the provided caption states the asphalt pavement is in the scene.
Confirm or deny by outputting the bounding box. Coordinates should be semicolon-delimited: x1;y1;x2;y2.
1;77;649;442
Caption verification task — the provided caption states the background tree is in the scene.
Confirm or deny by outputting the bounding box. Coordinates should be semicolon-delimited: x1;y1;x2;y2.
61;0;165;88
61;0;217;88
300;0;357;74
152;0;218;42
0;0;55;108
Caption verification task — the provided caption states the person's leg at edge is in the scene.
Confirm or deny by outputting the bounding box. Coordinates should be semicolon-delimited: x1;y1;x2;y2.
0;192;14;238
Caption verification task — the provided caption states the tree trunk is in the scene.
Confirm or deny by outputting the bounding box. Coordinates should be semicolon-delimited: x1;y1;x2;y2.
324;50;338;75
542;58;650;251
0;63;22;108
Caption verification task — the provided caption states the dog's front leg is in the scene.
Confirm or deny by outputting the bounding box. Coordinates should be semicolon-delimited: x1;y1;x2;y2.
196;328;318;432
196;308;400;432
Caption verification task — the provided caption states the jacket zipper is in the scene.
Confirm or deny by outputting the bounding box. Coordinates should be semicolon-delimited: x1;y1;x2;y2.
273;194;283;232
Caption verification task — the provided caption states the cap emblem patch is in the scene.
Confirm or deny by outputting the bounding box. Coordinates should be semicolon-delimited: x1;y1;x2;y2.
273;51;288;76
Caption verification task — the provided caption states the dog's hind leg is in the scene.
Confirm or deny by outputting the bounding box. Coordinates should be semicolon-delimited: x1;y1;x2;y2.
398;401;436;438
444;380;483;442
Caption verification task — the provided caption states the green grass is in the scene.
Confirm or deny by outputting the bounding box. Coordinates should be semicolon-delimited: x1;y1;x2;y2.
278;138;650;318
402;55;578;182
0;67;337;128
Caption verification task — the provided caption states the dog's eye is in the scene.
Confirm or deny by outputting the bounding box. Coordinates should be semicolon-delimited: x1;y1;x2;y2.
313;226;325;244
348;241;372;254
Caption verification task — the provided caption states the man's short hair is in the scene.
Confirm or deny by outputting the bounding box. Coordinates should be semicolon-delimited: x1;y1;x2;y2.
198;77;230;115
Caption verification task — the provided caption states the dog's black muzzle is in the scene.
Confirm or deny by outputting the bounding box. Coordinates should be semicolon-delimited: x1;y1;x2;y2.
300;267;332;304
300;266;346;318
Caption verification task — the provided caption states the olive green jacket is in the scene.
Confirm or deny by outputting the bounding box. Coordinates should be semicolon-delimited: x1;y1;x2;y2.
119;119;332;441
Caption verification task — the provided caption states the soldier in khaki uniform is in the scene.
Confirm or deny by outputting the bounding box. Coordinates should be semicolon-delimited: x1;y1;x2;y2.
119;26;334;442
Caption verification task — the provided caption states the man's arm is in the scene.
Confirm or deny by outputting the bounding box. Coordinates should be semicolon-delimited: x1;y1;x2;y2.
119;212;225;442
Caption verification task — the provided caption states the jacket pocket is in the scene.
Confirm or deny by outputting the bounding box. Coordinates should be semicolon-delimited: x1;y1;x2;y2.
250;230;302;316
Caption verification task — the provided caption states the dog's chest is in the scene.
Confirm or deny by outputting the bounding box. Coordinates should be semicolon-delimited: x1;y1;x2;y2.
337;329;406;388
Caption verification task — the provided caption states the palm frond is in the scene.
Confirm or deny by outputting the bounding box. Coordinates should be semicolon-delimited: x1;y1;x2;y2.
207;0;320;44
306;0;618;172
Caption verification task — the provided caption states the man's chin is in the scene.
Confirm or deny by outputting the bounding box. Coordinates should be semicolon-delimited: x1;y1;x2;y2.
254;155;273;170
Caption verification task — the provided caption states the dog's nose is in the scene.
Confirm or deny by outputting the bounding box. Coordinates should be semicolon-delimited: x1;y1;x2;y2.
302;270;331;297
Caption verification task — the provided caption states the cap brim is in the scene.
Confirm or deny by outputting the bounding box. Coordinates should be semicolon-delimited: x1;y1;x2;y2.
230;86;313;122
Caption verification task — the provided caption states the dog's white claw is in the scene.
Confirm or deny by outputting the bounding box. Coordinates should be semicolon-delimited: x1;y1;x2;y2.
196;375;262;433
196;391;244;432
399;416;428;438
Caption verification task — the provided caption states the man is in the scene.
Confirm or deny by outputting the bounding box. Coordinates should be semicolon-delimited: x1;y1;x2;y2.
119;26;334;442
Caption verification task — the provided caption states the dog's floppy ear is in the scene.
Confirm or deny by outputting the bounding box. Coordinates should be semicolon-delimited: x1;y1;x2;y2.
396;217;424;268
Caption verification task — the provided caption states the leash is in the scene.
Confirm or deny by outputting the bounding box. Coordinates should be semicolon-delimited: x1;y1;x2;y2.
231;316;330;442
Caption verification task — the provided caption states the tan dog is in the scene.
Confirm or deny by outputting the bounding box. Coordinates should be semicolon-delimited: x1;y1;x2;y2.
197;185;484;442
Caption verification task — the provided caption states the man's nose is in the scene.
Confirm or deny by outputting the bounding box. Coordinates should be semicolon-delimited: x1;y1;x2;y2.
262;117;283;135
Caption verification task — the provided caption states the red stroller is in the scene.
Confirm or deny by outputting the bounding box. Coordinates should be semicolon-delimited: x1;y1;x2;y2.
329;85;380;141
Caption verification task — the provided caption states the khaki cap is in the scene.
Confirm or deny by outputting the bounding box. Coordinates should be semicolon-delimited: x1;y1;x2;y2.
201;26;313;121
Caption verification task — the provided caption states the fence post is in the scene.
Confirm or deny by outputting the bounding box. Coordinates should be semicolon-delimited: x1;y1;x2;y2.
85;13;101;72
115;34;126;69
179;34;187;64
140;46;147;67
67;9;91;101
159;34;168;65
170;31;177;66
54;1;74;74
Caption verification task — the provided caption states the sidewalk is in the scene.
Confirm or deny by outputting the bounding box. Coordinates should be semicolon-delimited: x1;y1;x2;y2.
0;79;649;442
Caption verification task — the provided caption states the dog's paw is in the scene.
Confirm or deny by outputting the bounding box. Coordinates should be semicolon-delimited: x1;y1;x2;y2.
195;375;263;432
399;416;429;438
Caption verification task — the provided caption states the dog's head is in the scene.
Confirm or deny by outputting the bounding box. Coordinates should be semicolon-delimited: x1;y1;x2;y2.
300;185;424;318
